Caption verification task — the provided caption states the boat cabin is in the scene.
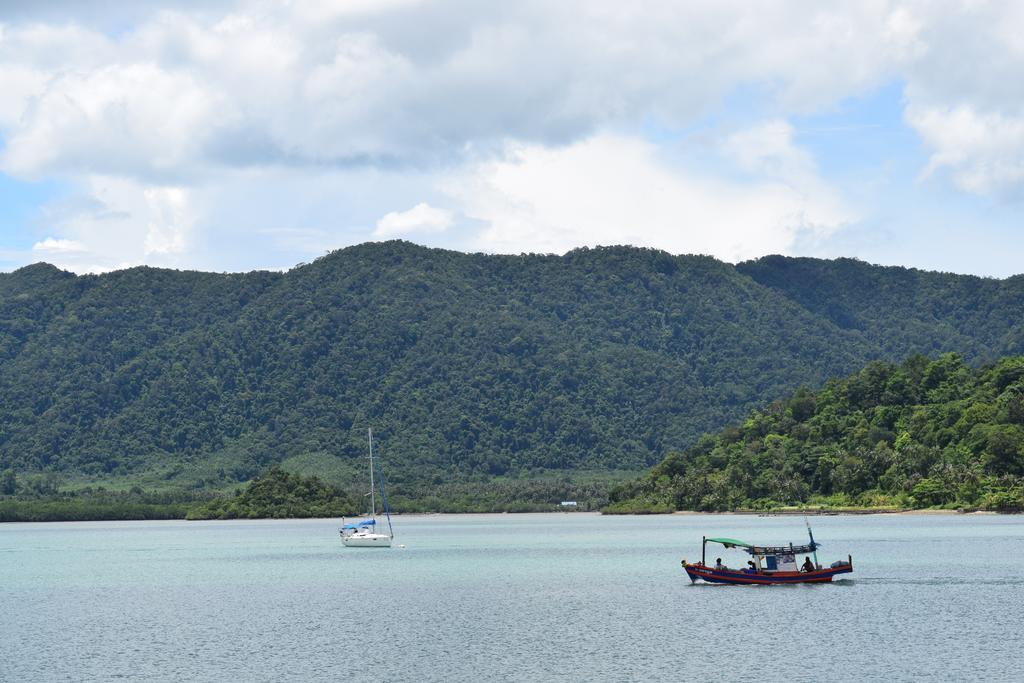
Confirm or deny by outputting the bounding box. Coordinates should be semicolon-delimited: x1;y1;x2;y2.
701;537;822;571
340;519;377;537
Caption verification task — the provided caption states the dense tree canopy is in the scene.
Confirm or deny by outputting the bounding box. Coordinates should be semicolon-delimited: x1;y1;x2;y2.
608;354;1024;512
186;466;357;519
0;242;1021;504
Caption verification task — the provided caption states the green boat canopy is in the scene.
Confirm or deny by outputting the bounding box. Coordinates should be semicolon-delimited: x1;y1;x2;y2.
705;537;752;549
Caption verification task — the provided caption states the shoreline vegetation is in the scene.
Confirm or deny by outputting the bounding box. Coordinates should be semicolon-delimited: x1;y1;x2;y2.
1;457;1017;522
0;486;1018;523
3;352;1021;522
0;467;617;521
0;501;1013;523
0;466;626;522
606;354;1024;515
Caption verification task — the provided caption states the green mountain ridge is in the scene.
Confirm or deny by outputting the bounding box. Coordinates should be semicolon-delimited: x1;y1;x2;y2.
1;241;1021;504
737;256;1024;359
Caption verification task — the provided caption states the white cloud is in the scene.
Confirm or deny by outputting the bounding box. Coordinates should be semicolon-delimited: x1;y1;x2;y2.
907;104;1024;197
445;132;852;261
0;1;933;180
723;120;818;185
0;63;228;180
893;1;1024;198
29;176;198;272
1;1;1021;196
143;187;194;255
374;202;453;238
32;237;86;253
0;64;50;129
1;1;1023;275
720;120;848;230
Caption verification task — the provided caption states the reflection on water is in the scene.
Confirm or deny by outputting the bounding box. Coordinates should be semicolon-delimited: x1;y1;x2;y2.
1;513;1022;681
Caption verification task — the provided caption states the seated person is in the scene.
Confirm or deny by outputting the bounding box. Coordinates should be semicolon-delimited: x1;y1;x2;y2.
745;560;758;574
714;557;726;571
801;557;816;572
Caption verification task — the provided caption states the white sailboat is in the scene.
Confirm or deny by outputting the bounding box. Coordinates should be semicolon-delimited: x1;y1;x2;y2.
340;428;394;547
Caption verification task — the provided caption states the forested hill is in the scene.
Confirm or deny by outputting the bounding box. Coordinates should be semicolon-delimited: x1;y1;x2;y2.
0;241;1021;495
737;256;1024;360
606;354;1024;512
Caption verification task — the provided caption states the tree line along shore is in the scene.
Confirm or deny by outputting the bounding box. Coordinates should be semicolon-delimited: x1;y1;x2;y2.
4;353;1022;521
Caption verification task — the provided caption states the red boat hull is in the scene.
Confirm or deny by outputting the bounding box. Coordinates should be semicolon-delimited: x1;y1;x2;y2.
683;560;853;585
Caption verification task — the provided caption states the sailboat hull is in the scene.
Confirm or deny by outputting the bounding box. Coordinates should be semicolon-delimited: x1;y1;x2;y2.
341;533;392;547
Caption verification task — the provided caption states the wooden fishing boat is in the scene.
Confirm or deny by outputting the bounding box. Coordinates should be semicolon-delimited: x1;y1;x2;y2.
681;523;853;585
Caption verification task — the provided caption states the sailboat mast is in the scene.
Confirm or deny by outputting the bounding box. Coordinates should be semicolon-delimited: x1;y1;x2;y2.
368;428;376;517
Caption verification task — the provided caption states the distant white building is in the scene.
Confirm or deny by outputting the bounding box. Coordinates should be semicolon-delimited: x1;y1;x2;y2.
560;501;578;507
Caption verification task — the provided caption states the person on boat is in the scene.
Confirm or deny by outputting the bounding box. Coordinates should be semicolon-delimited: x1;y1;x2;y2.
801;557;815;572
714;558;725;570
745;560;758;574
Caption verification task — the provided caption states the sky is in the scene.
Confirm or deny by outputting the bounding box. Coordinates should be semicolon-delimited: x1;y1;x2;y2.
0;0;1022;277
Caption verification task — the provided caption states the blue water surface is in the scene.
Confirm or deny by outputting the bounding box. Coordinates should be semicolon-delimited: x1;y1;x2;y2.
1;513;1022;681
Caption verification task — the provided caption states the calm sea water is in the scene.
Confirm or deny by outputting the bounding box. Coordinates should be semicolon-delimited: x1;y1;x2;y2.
1;513;1022;682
